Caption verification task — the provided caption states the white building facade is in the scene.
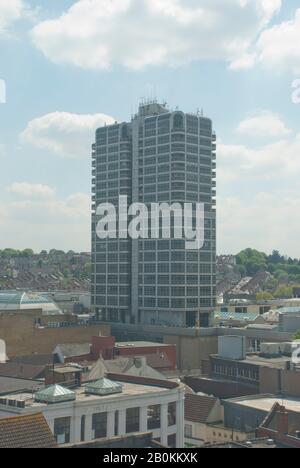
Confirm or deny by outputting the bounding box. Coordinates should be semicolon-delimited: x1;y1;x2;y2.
0;377;185;448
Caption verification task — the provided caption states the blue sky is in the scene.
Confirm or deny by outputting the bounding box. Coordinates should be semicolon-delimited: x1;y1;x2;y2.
0;0;300;254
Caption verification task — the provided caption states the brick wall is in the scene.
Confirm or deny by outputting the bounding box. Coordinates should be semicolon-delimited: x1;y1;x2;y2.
0;311;110;357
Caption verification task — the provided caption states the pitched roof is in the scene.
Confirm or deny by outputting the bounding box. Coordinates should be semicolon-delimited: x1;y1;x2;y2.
261;402;300;436
0;376;43;395
56;343;90;358
0;413;57;448
35;384;76;404
85;378;123;396
146;353;172;369
11;354;54;366
0;362;45;380
185;393;218;424
215;311;260;322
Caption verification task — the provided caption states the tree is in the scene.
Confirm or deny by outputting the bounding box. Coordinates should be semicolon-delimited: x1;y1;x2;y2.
274;285;293;298
268;250;284;264
21;249;34;257
236;248;267;276
256;292;274;301
293;330;300;341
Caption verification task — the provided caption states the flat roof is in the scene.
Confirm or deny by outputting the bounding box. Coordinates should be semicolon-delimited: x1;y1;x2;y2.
0;380;173;409
0;377;43;395
115;341;170;348
213;354;290;369
242;355;290;369
229;396;300;413
53;366;82;374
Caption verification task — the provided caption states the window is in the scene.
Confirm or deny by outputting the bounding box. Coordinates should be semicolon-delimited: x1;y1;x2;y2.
126;408;140;433
92;413;107;439
81;415;85;442
173;113;184;130
54;417;71;445
185;424;193;438
115;411;119;436
168;402;176;426
235;307;248;314
168;434;177;448
147;405;161;430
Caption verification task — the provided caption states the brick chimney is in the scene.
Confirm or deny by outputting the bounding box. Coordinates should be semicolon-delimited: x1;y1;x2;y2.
277;406;289;434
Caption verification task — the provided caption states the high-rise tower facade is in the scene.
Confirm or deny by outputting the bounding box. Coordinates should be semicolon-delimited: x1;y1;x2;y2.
91;101;216;328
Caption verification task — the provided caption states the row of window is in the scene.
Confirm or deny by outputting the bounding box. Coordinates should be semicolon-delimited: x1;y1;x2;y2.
142;185;211;195
141;127;212;137
139;164;212;175
142;174;212;184
141;298;214;308
95;251;214;264
94;239;216;250
54;403;177;444
213;364;259;381
92;275;216;287
94;296;216;308
94;264;215;275
140;195;214;204
142;136;211;146
141;275;215;285
141;286;214;297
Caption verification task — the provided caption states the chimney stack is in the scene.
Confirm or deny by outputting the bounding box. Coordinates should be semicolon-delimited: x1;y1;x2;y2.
277;406;289;435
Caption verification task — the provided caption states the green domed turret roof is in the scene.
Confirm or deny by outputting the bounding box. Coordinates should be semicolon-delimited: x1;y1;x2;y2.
85;378;123;396
35;385;76;404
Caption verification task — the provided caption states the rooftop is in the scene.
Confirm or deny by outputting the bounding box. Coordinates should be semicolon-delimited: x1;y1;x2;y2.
212;354;291;369
0;375;179;410
35;385;76;404
204;438;279;449
215;312;260;322
0;362;45;380
55;343;91;358
185;393;219;424
0;291;62;315
0;376;43;395
278;307;300;314
115;341;170;349
228;395;300;414
0;413;57;449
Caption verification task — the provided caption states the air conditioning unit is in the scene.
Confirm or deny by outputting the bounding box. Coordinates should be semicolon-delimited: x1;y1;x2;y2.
7;399;17;407
260;343;283;357
16;400;25;409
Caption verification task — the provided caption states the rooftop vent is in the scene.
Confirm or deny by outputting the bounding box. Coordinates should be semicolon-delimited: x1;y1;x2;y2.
35;385;76;404
85;378;123;397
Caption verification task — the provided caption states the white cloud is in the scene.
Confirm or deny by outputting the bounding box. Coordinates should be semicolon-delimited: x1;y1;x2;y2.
21;111;115;158
8;192;90;222
236;110;291;137
217;110;300;255
218;132;300;181
0;192;90;251
0;144;6;158
31;0;281;70
229;52;257;71
0;0;26;35
256;8;300;73
7;182;56;199
217;111;300;181
218;190;300;257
